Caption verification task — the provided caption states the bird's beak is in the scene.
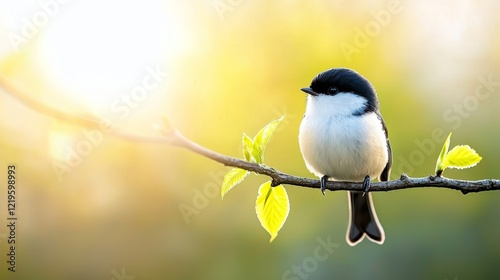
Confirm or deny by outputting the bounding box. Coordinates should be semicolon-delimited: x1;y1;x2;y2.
301;87;318;96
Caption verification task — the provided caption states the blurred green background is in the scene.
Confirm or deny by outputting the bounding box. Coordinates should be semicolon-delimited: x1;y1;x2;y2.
1;0;500;279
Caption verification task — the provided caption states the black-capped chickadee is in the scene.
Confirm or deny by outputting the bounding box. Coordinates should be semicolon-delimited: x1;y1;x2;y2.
298;68;392;246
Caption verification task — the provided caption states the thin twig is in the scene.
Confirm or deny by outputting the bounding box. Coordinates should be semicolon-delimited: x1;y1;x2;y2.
171;130;500;194
2;75;499;194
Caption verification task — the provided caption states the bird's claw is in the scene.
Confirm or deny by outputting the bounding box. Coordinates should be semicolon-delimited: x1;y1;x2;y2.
362;175;370;197
320;175;328;196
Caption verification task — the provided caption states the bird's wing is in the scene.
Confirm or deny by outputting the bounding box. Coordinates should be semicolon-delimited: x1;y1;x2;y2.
377;112;392;182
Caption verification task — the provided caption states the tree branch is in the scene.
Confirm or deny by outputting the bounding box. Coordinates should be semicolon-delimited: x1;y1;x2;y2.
2;75;500;194
171;130;500;194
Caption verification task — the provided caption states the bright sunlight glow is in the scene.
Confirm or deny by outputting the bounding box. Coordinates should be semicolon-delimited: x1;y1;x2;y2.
37;0;193;111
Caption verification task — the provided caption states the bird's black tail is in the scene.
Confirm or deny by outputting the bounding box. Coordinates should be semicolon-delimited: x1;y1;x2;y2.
346;191;385;246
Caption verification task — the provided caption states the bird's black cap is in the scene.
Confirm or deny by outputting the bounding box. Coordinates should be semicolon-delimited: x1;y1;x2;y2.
301;68;379;113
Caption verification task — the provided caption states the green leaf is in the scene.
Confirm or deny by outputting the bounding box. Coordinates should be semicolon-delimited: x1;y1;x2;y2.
435;132;452;176
252;116;284;164
255;181;290;242
442;145;482;170
221;168;249;199
242;133;254;162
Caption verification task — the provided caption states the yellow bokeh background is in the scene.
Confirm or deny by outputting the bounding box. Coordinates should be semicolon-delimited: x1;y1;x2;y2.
1;0;500;279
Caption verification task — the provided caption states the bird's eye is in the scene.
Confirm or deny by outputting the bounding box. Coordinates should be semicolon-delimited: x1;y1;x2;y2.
327;87;338;95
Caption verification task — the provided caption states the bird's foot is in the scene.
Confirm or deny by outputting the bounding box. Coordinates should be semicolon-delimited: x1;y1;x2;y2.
362;175;370;197
320;175;329;196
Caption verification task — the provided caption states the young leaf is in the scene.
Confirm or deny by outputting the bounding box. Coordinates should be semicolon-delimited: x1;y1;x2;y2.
255;181;290;242
161;115;175;134
435;132;452;176
252;116;285;164
154;116;176;136
221;168;249;199
242;133;254;162
443;145;482;170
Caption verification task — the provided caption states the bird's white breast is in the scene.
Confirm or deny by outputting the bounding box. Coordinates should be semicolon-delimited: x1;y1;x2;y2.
299;93;388;181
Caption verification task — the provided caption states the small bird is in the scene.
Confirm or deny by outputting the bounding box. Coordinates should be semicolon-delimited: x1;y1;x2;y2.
298;68;392;246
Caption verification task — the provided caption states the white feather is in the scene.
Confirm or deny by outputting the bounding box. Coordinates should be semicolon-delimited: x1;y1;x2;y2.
299;92;388;181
